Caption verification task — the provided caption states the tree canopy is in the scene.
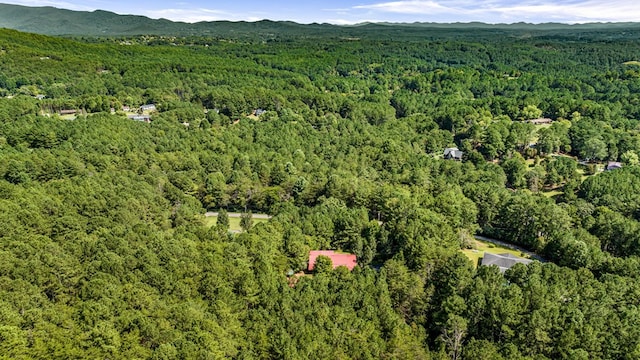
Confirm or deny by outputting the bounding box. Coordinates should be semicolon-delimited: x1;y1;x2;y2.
1;25;640;359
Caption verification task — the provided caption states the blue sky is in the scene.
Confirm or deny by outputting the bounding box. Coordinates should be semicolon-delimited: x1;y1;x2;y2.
4;0;640;24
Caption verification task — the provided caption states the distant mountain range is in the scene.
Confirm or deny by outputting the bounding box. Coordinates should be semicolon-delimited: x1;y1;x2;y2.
1;3;640;39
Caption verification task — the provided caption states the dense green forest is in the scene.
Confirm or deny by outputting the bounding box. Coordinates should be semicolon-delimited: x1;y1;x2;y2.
1;22;640;359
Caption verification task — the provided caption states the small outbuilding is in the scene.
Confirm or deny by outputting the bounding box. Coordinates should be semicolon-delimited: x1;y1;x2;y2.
444;147;463;161
606;161;623;171
527;118;553;125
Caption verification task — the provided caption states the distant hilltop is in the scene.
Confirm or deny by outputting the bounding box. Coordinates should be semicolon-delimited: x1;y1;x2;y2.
1;3;640;38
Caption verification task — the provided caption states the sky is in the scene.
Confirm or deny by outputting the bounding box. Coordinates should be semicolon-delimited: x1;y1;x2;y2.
3;0;640;24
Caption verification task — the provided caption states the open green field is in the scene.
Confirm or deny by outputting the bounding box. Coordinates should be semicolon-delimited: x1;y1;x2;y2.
462;239;532;267
204;215;269;232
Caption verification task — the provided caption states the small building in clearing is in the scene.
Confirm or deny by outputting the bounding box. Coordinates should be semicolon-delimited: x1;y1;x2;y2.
308;250;357;271
128;114;151;123
140;104;156;112
480;253;532;273
527;118;553;125
444;147;463;161
606;161;623;171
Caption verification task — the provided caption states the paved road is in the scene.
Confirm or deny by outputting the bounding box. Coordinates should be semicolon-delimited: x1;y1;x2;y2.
474;235;546;262
205;212;272;219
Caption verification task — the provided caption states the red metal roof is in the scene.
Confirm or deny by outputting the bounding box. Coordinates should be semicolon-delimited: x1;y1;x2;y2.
308;250;357;271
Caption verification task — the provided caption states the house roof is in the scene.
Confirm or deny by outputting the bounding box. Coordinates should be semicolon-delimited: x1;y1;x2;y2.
128;114;151;123
527;118;553;124
444;147;463;159
606;161;623;170
480;252;532;273
308;250;357;271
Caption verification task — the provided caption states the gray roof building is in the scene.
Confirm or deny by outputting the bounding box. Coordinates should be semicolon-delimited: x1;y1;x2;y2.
606;161;623;171
480;253;533;273
128;114;151;123
444;147;463;160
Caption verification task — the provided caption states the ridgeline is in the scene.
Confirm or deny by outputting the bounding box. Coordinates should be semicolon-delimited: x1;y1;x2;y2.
1;3;640;41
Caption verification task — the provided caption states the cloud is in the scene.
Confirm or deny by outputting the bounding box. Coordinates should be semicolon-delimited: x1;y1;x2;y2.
322;8;354;12
355;0;456;15
354;0;640;23
6;0;640;24
492;1;640;22
144;8;235;23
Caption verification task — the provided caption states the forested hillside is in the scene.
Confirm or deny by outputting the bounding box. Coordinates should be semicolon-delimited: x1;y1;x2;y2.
2;3;640;40
1;25;640;359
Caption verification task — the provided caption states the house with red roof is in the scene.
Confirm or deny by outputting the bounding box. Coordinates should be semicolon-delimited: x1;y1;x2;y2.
308;250;357;271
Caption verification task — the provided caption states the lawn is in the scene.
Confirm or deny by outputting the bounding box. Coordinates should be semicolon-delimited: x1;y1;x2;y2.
204;215;269;232
542;189;563;198
461;239;531;267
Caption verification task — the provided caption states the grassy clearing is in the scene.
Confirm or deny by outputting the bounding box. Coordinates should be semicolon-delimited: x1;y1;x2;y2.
461;239;531;267
576;167;591;181
530;122;553;144
204;215;269;232
542;189;563;198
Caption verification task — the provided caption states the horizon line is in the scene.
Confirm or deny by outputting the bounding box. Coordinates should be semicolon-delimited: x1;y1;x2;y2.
2;3;640;26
